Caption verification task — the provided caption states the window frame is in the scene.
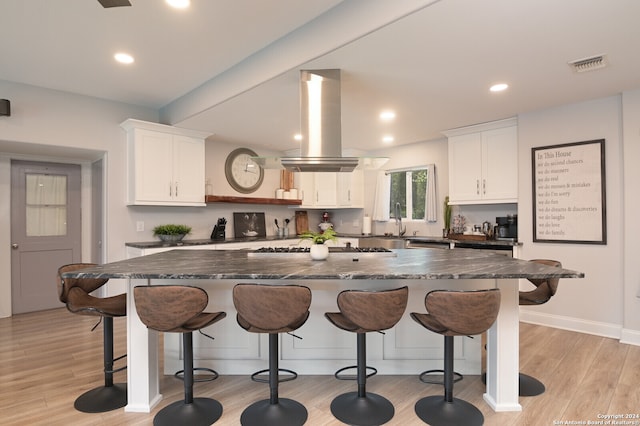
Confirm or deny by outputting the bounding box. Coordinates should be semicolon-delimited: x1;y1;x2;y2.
388;167;428;221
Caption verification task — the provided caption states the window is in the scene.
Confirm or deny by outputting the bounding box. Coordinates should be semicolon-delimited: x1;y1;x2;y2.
389;169;427;220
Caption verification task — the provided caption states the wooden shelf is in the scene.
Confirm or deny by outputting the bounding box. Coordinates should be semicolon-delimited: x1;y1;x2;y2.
205;195;302;206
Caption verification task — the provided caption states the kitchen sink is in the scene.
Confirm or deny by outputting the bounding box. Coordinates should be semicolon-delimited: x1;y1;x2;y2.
358;237;408;249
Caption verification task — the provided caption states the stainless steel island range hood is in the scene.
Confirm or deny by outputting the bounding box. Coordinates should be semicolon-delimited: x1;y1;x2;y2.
254;69;387;172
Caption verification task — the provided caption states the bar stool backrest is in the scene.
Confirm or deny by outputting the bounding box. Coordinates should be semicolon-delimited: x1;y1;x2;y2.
526;259;562;299
134;285;209;332
233;284;312;332
337;286;408;332
57;263;108;304
425;289;501;336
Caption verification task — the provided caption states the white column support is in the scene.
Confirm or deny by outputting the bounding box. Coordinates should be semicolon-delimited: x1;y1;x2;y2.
483;278;522;411
125;278;162;412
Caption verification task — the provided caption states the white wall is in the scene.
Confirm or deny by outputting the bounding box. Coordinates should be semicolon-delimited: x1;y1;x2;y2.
357;137;450;237
517;95;630;340
621;89;640;344
0;81;296;317
0;80;158;317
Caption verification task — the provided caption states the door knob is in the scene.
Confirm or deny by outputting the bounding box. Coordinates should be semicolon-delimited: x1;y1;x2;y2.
11;243;19;249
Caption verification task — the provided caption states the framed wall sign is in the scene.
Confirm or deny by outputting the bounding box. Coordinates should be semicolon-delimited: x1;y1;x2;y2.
532;139;606;244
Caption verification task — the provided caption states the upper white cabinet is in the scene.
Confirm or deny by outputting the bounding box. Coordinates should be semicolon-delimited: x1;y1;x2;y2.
121;119;210;206
445;118;518;205
298;170;364;208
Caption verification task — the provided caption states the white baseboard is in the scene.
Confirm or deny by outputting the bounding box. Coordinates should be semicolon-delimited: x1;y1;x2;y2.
519;309;622;340
620;328;640;346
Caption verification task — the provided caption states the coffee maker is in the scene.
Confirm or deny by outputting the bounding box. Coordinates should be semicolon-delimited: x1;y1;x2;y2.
495;215;517;241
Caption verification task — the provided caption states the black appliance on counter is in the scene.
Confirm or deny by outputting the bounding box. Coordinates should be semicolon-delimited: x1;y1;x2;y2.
495;215;517;241
211;217;226;240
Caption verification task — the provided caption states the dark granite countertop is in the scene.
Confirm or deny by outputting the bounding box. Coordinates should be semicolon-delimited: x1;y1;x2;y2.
65;248;583;281
126;235;518;249
125;236;301;249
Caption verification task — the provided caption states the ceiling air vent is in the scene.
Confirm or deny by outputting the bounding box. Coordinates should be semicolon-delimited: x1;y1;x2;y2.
568;54;607;73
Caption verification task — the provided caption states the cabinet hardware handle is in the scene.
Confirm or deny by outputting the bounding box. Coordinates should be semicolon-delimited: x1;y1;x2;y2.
175;182;178;197
476;179;480;195
169;183;172;197
483;179;486;195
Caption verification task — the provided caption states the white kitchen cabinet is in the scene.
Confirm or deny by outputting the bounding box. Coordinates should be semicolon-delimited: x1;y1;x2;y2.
298;171;364;208
121;119;210;206
337;170;364;207
445;118;518;205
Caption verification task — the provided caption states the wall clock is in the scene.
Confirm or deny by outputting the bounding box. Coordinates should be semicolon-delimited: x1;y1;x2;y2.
224;148;264;194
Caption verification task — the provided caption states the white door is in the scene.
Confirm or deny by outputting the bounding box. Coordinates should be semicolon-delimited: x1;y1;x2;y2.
10;160;82;314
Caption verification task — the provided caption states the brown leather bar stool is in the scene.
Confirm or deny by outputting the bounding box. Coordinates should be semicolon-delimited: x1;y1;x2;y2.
325;286;408;426
233;283;312;426
134;285;226;426
518;259;562;396
57;263;127;413
411;289;500;426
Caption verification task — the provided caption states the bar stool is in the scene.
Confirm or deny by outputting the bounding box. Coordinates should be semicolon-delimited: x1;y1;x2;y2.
134;285;226;426
411;289;500;426
57;263;127;413
232;283;312;426
518;259;562;396
325;286;408;426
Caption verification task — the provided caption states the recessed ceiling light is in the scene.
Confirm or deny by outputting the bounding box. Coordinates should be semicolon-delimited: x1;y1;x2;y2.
166;0;190;9
114;52;134;64
382;135;394;144
379;110;396;121
293;134;303;141
490;83;509;92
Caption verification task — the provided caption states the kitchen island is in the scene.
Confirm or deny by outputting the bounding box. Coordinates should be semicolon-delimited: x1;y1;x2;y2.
63;248;583;415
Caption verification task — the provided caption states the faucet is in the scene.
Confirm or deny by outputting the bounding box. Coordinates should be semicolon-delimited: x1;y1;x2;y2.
394;202;403;236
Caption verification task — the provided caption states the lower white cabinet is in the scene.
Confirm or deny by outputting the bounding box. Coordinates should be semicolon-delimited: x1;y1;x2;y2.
162;279;483;376
127;241;483;376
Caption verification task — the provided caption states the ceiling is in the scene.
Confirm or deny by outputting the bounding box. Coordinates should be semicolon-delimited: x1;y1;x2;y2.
2;0;639;154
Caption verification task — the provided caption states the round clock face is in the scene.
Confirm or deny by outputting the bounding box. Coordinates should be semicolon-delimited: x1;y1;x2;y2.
224;148;264;194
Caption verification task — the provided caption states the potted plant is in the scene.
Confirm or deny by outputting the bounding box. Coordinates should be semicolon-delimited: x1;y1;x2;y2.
152;224;192;243
443;196;452;237
299;228;337;260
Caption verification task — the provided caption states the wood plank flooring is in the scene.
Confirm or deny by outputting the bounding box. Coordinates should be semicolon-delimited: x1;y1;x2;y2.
1;308;638;425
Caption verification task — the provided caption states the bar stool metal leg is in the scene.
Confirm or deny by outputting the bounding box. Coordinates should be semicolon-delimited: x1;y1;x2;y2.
415;336;484;426
73;317;127;413
154;332;223;426
330;333;395;426
240;334;307;426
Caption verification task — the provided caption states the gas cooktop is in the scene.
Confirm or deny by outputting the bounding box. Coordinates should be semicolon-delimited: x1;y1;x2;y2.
248;246;397;257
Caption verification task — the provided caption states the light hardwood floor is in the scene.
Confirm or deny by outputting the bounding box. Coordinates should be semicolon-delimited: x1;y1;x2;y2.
1;308;639;425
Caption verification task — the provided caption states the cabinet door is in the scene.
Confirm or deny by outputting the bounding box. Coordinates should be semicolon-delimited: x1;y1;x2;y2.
314;172;338;207
132;129;174;203
298;173;316;207
448;133;483;202
337;170;364;207
172;135;205;203
337;173;352;206
482;126;518;201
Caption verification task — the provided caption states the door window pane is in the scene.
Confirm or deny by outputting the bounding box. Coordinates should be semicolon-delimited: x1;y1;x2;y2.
25;174;67;236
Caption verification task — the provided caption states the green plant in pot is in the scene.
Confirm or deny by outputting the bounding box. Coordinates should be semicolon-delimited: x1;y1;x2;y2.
443;196;452;237
152;224;192;243
299;228;337;260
